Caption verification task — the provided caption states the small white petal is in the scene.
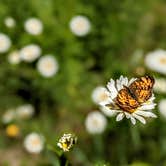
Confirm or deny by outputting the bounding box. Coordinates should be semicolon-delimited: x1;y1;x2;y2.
135;110;157;118
132;113;146;124
148;95;155;102
128;78;136;85
116;113;124;121
124;112;131;119
139;103;156;110
107;79;118;99
130;116;136;125
123;77;129;86
100;106;117;117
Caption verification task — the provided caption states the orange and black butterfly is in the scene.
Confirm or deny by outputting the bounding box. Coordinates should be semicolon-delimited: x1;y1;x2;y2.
107;76;155;113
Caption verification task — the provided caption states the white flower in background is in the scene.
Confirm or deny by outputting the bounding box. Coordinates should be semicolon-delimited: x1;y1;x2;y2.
20;44;41;62
91;86;111;105
37;55;59;77
145;49;166;75
4;17;16;28
24;132;44;154
57;133;77;152
100;106;116;117
16;104;34;119
24;18;43;35
8;50;21;65
2;109;15;124
85;111;107;134
99;76;157;125
69;15;91;36
0;33;11;53
158;99;166;119
154;78;166;94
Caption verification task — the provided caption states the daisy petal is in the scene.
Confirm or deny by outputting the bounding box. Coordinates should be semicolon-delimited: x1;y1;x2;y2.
124;112;131;119
135;110;157;118
107;79;118;99
132;113;146;124
139;103;156;110
128;78;136;85
130;116;136;125
116;113;124;121
116;77;123;91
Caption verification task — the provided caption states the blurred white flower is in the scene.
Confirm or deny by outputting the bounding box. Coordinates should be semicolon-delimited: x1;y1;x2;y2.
20;44;41;62
2;109;15;124
37;55;59;77
0;33;11;53
69;15;91;36
145;49;166;75
85;111;107;134
57;133;77;152
154;78;166;94
8;50;21;65
91;86;111;105
24;132;44;154
4;17;16;28
16;104;34;119
99;76;157;125
158;99;166;119
24;18;43;35
100;106;116;117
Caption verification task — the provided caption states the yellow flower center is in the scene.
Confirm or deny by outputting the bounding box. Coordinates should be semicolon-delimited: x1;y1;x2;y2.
160;57;166;64
31;138;40;146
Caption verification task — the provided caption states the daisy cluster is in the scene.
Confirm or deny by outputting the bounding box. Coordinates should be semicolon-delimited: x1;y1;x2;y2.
1;17;59;78
2;14;92;79
2;104;34;124
87;76;157;133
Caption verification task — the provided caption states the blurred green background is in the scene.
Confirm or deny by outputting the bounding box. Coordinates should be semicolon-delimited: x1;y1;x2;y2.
0;0;166;165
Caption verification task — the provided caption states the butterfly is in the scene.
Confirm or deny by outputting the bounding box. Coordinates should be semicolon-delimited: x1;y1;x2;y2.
107;76;155;113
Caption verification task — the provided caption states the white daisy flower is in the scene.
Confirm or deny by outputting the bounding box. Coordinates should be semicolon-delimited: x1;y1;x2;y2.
20;44;41;62
57;133;77;152
8;50;21;65
91;86;111;105
37;55;59;77
24;18;43;35
145;49;166;75
158;99;166;119
16;104;34;119
0;33;11;53
4;17;16;28
85;111;107;134
69;15;91;36
2;109;15;124
99;76;157;125
154;78;166;94
24;132;44;154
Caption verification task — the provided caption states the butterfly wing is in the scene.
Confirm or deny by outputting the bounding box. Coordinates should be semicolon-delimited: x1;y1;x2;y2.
115;87;140;113
129;76;154;103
